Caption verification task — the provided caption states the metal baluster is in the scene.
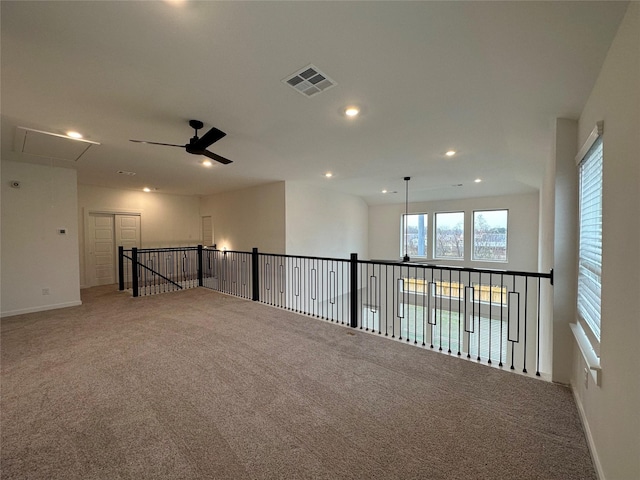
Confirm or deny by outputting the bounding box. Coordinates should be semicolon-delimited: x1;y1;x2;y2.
446;269;452;352
523;276;529;374
499;273;504;367
536;277;542;376
477;272;482;361
488;273;493;364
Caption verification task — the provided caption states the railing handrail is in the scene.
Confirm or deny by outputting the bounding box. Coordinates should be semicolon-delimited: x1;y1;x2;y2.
118;245;554;376
254;250;551;280
257;251;350;263
360;259;553;281
121;245;552;283
121;246;199;254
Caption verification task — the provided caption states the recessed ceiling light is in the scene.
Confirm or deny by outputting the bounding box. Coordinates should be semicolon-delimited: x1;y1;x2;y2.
474;178;482;183
66;131;83;139
202;159;213;167
143;187;151;192
382;189;388;194
445;150;456;157
325;172;333;178
344;107;360;117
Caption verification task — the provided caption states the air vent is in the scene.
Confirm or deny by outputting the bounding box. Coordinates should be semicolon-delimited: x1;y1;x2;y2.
282;64;337;97
14;126;100;162
117;170;137;176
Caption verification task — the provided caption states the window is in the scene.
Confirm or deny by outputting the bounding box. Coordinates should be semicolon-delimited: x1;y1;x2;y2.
473;210;508;262
401;213;428;258
434;212;464;259
577;136;603;341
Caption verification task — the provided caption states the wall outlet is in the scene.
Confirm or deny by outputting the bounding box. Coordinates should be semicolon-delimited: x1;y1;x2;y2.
42;288;50;295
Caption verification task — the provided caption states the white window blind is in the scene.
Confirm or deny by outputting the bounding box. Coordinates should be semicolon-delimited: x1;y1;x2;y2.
577;137;603;340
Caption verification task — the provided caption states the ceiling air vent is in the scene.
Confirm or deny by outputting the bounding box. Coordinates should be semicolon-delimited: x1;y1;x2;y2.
282;64;336;97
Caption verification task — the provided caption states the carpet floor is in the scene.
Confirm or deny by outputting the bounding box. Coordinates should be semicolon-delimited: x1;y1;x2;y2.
1;285;595;479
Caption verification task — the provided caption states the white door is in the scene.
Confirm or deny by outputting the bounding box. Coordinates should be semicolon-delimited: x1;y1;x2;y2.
115;215;141;250
87;213;141;287
202;216;213;247
115;214;141;283
88;214;115;286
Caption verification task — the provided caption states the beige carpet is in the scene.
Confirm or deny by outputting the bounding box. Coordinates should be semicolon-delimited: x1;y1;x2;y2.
1;285;595;479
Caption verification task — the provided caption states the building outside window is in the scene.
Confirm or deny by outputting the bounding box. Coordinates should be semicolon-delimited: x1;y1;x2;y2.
401;213;428;258
473;210;508;262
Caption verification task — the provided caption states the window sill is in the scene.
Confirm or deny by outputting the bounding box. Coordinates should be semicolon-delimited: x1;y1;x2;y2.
570;323;602;386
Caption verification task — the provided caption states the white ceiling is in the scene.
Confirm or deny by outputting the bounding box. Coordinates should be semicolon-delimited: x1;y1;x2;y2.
0;1;628;205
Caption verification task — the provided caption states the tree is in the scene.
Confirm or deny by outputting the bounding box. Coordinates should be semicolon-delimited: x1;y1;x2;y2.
436;222;464;258
473;213;507;261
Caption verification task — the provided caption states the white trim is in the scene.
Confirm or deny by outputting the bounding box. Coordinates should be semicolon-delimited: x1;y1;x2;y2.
575;121;604;165
570;322;602;386
571;385;605;480
1;300;83;318
87;208;142;216
17;126;101;145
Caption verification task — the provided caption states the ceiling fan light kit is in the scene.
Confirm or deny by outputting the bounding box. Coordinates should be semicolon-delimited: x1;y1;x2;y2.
130;119;233;165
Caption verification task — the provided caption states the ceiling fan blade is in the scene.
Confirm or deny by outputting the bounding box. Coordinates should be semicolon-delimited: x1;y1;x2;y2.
202;149;233;165
192;127;226;150
130;139;185;148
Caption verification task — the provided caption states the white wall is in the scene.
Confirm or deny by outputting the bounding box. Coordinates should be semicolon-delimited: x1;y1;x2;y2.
552;118;579;385
1;161;81;316
368;193;540;271
571;4;640;479
285;182;368;258
537;120;557;386
77;184;201;287
199;182;286;254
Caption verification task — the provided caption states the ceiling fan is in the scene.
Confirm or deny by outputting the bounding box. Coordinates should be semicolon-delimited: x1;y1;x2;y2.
130;119;232;164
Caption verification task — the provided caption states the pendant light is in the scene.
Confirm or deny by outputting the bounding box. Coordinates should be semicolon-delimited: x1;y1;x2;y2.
403;176;411;262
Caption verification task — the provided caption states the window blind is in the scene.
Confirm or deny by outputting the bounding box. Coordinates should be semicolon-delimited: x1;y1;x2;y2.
577;138;603;340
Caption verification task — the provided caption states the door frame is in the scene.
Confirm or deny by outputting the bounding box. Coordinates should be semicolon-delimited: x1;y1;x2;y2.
83;208;142;288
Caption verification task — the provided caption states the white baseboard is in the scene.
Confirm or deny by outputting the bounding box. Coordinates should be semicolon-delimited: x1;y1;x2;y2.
1;300;83;318
571;384;605;480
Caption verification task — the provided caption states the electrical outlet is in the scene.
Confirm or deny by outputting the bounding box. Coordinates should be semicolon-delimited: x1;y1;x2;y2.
42;288;50;295
584;367;589;389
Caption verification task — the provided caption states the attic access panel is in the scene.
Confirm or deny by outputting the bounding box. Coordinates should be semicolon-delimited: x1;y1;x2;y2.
14;126;100;162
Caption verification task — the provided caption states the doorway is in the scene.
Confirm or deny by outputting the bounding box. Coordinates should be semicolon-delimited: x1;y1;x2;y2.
202;216;213;247
86;213;141;287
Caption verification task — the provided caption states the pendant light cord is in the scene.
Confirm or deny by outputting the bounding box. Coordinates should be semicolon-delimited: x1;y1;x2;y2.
403;176;410;262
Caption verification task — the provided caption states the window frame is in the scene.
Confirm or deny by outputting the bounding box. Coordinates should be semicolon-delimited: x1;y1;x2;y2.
433;211;465;260
400;212;429;259
472;209;509;263
575;121;604;353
